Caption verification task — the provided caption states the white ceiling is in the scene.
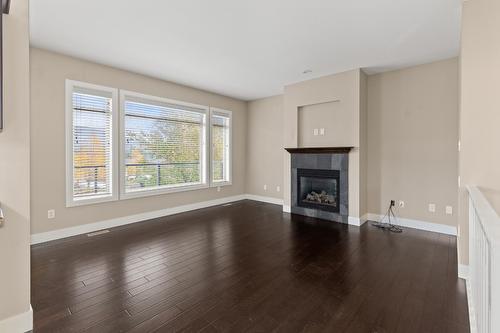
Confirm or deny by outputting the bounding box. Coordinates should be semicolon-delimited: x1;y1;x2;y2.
30;0;462;101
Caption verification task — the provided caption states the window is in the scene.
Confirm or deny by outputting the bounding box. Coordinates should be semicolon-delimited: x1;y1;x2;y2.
65;80;118;206
66;83;233;205
210;108;232;185
120;91;209;198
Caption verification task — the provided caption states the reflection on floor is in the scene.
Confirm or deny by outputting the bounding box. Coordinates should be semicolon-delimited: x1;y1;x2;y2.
31;200;469;332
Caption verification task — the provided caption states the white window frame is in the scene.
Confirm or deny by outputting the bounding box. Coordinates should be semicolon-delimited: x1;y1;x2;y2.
119;90;210;200
209;107;232;187
65;80;119;207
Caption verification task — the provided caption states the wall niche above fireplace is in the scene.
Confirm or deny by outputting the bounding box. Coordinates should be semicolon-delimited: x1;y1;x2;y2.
290;150;349;223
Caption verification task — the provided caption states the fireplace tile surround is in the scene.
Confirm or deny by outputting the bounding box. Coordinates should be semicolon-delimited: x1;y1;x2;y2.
288;148;350;223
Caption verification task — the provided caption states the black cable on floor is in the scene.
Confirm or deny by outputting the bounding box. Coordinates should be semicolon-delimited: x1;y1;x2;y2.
371;201;403;233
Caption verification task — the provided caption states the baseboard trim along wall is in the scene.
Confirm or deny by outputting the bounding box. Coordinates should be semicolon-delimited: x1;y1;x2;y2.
365;213;457;236
31;195;247;244
348;215;369;226
0;305;33;333
458;264;469;280
245;194;284;206
30;195;458;244
31;194;286;244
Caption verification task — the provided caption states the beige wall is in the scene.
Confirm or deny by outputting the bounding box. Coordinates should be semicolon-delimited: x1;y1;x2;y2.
367;58;459;226
298;101;352;147
0;0;32;327
246;60;458;228
459;0;500;264
283;69;363;218
30;48;247;234
246;95;284;199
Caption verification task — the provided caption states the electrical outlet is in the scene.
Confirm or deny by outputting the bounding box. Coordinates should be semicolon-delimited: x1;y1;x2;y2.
446;206;453;215
319;128;325;135
48;209;56;219
428;203;436;213
263;184;267;191
217;186;221;192
313;128;319;136
398;200;405;208
276;186;280;192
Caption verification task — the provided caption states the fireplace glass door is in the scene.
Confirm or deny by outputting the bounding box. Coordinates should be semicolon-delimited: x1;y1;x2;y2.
297;168;340;213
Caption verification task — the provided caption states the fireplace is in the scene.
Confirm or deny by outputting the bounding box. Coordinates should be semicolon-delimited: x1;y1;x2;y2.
287;148;350;223
297;168;340;213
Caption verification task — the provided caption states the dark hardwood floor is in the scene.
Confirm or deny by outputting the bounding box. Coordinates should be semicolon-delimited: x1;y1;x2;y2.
31;200;469;332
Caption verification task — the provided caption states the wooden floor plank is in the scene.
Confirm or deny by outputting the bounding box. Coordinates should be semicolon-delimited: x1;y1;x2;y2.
31;200;469;332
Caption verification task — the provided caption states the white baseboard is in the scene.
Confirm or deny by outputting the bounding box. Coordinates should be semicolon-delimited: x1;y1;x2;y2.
31;197;458;245
245;194;284;206
366;213;457;236
31;194;247;244
0;305;32;333
458;264;469;280
348;214;369;226
348;215;368;226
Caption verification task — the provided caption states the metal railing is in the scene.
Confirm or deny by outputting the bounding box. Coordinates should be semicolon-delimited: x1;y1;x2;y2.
74;165;106;194
75;161;222;191
125;162;199;187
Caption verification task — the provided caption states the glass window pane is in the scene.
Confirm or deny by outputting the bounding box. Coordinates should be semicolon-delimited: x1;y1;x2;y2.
212;114;230;183
124;99;204;193
72;92;113;199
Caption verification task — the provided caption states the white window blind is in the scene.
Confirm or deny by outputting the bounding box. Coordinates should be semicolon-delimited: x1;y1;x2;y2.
122;93;208;196
211;109;231;184
66;81;117;206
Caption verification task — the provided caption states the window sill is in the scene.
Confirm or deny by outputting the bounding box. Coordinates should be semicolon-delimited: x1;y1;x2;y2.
67;194;118;208
120;182;210;200
211;180;232;188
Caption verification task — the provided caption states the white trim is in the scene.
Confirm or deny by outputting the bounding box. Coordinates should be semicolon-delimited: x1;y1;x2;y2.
465;277;478;333
65;80;119;207
31;194;247;244
31;198;460;245
245;194;284;206
120;182;210;200
348;216;361;226
459;268;476;333
209;107;232;187
0;305;32;333
348;214;369;226
458;264;469;280
366;213;457;236
119;89;210;200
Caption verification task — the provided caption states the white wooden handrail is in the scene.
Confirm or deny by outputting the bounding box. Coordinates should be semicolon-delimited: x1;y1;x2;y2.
467;186;500;333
